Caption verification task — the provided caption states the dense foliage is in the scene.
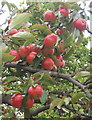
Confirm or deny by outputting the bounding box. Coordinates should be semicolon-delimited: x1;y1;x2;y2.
0;1;92;119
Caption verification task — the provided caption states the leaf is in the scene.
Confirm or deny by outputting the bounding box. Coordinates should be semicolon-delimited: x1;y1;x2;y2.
64;97;71;105
74;71;90;79
9;13;30;30
12;31;35;41
30;24;52;35
71;92;85;103
49;98;61;112
4;76;20;83
40;90;49;104
6;90;21;94
2;53;14;62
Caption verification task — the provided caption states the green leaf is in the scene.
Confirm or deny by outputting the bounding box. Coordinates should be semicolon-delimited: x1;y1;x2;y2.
12;31;35;41
2;53;14;62
9;13;30;30
71;92;85;103
49;98;61;112
6;90;21;94
40;90;49;104
4;76;20;83
64;97;71;105
30;24;52;35
74;71;90;79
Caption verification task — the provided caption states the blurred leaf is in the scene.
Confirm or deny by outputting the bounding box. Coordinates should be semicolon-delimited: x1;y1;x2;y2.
29;24;52;35
71;92;85;103
74;71;90;79
12;31;35;41
49;98;61;112
64;97;71;105
9;13;30;30
4;76;20;83
40;90;49;104
6;90;21;94
2;53;14;62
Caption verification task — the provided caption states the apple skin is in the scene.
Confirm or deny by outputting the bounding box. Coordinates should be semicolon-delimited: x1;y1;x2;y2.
57;8;69;17
54;55;65;67
73;18;87;31
42;58;55;70
28;85;43;100
44;34;58;48
10;94;23;108
18;29;25;32
44;10;56;21
25;98;34;108
26;52;37;64
9;50;20;61
8;29;18;35
42;48;54;57
29;44;41;53
18;45;30;58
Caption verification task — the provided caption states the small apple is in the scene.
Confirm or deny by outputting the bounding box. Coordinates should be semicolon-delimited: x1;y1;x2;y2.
28;85;43;100
42;58;55;70
57;8;69;17
42;48;54;57
73;18;87;31
19;45;30;58
44;10;56;21
26;52;37;64
44;34;58;48
8;29;18;35
25;98;34;108
9;50;20;61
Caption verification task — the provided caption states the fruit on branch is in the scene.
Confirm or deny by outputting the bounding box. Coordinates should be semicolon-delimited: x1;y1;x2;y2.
28;85;43;100
44;10;56;21
59;41;66;53
25;98;34;108
42;58;55;70
54;55;64;67
42;48;54;57
29;44;41;53
8;50;20;61
55;28;66;35
18;29;25;32
19;45;30;58
44;34;58;48
26;52;37;64
10;94;23;108
73;18;87;31
8;29;18;35
57;8;69;17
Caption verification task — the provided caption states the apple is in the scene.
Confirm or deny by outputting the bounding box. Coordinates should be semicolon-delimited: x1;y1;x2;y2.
42;48;54;57
19;45;30;58
26;52;37;64
25;98;34;108
73;18;87;31
29;44;41;53
42;58;54;70
44;34;58;48
44;10;56;21
10;94;23;108
18;29;25;32
8;29;18;35
57;8;69;17
54;55;64;67
8;50;20;61
28;85;43;100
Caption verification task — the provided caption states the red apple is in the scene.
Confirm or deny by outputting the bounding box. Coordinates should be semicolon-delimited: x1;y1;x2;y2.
18;29;25;32
57;8;69;17
42;58;54;70
26;52;37;64
42;48;54;57
28;85;43;100
8;29;18;35
25;98;34;108
10;94;23;108
8;50;20;61
44;34;58;48
19;45;30;58
73;18;87;31
44;10;56;21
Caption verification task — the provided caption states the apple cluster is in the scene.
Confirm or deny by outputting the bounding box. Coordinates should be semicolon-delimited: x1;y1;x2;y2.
10;85;43;108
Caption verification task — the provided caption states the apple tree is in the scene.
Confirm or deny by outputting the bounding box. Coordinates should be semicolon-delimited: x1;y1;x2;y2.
0;1;92;119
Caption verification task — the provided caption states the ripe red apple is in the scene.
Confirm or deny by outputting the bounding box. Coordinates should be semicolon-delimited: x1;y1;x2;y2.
28;85;43;100
42;48;54;57
25;98;34;108
57;8;69;17
56;28;66;35
29;44;41;53
18;29;25;32
44;10;56;21
42;58;55;70
10;94;23;108
73;18;87;31
59;42;66;53
8;50;20;61
26;52;37;64
54;55;63;67
44;34;58;48
8;29;18;35
18;45;30;58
